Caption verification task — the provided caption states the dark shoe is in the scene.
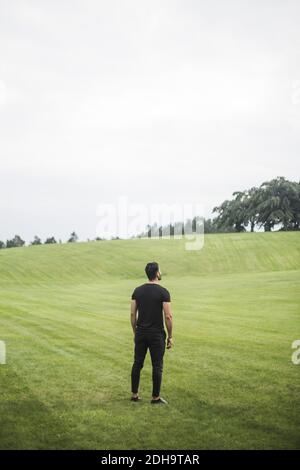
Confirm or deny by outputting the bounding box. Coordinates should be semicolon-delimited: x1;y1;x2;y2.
151;397;168;404
130;396;141;402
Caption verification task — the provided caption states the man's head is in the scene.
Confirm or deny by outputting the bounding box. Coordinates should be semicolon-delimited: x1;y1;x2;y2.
145;261;161;281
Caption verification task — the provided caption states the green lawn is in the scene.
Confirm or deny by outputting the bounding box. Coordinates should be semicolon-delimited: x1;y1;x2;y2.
0;232;299;449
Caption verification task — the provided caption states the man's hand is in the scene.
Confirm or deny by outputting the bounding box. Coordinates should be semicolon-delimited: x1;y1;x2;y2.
166;337;174;349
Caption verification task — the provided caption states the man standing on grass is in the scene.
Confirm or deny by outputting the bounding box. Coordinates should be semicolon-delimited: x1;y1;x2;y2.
130;261;173;404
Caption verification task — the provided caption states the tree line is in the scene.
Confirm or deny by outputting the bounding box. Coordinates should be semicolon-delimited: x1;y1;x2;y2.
0;232;80;249
211;176;299;232
135;176;300;236
1;176;299;249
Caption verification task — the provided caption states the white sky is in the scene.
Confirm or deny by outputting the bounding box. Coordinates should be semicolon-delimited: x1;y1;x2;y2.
0;0;300;242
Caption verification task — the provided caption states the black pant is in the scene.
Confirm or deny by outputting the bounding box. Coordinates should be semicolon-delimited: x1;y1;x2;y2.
131;327;167;397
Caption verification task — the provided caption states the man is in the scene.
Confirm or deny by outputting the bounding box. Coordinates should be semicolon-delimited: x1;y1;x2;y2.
130;261;173;404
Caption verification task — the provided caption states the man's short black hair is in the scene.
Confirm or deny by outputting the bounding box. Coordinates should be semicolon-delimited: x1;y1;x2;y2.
145;262;159;280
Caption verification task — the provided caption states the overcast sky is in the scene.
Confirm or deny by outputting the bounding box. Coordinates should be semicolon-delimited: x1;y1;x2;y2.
1;0;299;242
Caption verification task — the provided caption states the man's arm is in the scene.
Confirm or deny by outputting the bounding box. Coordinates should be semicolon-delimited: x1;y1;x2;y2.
163;301;173;347
130;299;138;334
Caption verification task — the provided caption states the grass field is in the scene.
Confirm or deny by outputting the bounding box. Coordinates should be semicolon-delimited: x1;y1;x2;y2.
0;231;299;449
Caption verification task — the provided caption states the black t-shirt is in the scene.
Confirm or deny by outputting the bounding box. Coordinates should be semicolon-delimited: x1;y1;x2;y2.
131;283;171;331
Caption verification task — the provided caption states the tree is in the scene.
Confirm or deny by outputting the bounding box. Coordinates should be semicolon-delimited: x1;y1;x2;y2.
146;224;152;238
203;218;219;233
68;231;78;243
255;177;299;231
30;235;42;245
212;199;243;232
211;177;300;232
6;235;25;248
44;237;57;244
0;240;5;249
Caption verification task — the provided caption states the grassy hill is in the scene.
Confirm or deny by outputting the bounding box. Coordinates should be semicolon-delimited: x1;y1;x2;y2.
0;231;299;284
0;232;299;449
